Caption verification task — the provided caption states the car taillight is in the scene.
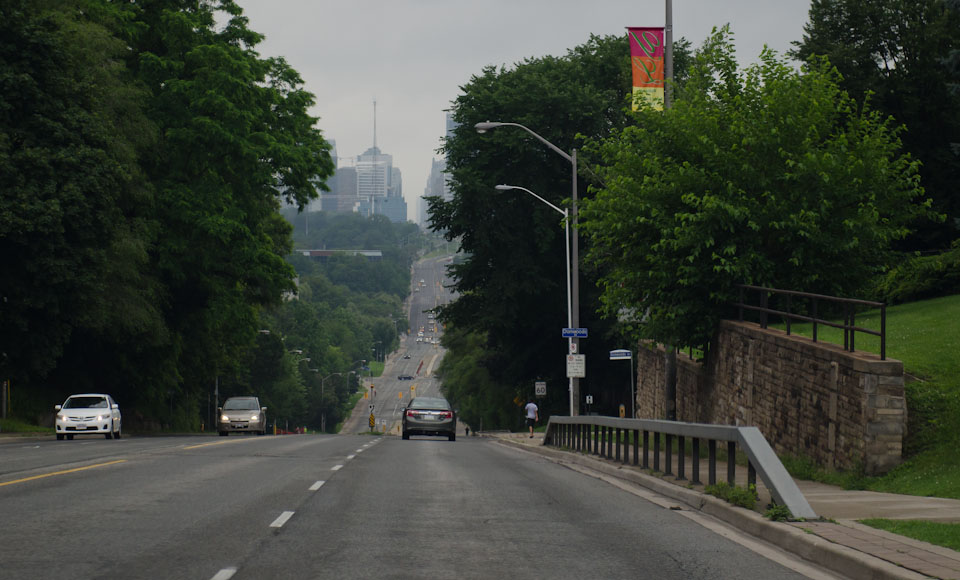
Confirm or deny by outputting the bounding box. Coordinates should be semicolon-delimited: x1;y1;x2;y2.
441;411;453;419
406;410;416;418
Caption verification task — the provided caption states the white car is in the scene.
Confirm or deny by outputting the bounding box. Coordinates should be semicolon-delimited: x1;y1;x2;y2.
55;393;122;440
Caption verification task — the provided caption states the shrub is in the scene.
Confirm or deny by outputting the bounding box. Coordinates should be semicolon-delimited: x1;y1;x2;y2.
872;243;960;304
705;481;758;510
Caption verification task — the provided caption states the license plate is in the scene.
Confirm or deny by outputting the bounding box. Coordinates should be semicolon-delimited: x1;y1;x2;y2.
75;423;86;429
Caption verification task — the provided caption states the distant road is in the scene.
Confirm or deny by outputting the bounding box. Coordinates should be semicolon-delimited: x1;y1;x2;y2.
341;254;455;434
0;433;835;579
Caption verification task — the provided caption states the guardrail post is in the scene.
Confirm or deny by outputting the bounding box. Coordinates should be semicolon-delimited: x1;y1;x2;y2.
677;435;686;480
642;430;649;468
653;432;661;472
623;429;629;465
632;429;639;465
727;441;737;485
692;438;701;485
708;439;717;485
615;428;621;462
665;433;674;476
606;426;612;459
593;424;599;455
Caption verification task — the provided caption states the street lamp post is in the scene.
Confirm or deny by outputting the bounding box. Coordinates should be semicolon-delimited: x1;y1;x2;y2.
476;121;581;416
495;184;574;416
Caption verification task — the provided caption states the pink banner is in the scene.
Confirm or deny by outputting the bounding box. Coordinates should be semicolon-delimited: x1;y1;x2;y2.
627;27;664;111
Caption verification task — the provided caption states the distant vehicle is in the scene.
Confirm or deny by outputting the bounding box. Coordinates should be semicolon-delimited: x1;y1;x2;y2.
420;279;425;284
55;394;122;440
414;287;420;292
218;396;268;436
403;354;411;359
397;375;415;380
402;397;456;441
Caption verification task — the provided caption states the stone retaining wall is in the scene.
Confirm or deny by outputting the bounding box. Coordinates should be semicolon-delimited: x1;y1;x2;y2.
635;320;905;475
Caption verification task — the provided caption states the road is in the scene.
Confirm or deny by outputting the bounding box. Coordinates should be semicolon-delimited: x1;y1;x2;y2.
0;433;840;579
0;256;844;578
342;254;457;435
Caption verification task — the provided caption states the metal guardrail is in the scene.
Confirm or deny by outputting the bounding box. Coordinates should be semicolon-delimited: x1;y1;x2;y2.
734;284;886;360
544;416;817;520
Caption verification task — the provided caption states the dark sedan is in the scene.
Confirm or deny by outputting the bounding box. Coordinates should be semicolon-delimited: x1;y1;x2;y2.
402;397;456;441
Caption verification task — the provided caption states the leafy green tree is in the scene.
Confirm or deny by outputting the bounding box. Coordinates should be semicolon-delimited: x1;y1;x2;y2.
792;0;960;249
579;29;933;349
117;0;333;423
431;34;667;421
0;0;165;396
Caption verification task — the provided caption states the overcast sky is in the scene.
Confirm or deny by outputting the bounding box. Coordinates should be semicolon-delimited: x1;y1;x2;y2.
236;0;813;222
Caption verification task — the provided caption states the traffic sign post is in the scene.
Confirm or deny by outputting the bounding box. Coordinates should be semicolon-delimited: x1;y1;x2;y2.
609;348;635;419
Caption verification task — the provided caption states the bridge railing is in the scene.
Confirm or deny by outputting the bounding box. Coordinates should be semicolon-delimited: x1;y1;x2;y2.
544;416;817;520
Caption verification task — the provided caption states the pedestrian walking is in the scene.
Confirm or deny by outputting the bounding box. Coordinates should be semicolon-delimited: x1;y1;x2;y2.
524;399;539;438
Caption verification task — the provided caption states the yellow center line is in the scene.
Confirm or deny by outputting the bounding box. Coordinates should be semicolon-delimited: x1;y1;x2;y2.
182;437;265;450
0;459;127;487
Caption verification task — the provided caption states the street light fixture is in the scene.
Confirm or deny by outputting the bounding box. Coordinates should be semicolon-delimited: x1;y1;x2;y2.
495;184;574;417
477;121;581;416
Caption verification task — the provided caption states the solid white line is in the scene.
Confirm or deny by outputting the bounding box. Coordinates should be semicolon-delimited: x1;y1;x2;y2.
269;511;295;528
210;568;237;580
331;464;343;471
309;480;325;491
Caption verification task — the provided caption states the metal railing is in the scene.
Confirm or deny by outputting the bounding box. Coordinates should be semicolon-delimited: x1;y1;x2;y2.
544;416;817;520
734;284;886;360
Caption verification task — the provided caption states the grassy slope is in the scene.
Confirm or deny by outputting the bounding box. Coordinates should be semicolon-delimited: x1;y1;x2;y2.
778;294;960;499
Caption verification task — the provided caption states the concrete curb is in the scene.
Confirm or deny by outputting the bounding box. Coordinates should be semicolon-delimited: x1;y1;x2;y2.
493;437;928;580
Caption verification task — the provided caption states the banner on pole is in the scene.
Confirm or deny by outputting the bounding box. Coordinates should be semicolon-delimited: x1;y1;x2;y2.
627;27;664;111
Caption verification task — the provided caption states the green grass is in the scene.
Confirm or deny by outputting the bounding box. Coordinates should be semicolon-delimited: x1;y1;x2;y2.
859;519;960;552
771;294;960;499
0;417;52;434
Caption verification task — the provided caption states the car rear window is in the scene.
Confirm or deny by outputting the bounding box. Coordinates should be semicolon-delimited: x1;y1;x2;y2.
64;396;108;409
409;398;450;410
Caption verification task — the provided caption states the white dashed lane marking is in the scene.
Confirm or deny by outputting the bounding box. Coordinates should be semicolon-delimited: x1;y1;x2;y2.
210;568;237;580
269;511;295;528
331;464;343;471
309;480;325;491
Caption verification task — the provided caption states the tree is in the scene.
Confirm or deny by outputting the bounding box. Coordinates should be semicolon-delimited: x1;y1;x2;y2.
792;0;960;249
0;0;164;392
579;29;933;349
430;34;695;421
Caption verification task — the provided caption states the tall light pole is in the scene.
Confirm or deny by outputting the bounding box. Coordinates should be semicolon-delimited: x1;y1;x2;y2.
476;121;581;415
495;185;574;417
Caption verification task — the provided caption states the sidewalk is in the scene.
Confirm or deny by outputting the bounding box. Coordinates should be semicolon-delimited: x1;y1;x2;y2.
491;432;960;580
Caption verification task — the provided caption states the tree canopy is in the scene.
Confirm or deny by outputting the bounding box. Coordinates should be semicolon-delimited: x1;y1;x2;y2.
0;0;334;426
579;29;933;348
431;34;685;422
792;0;960;249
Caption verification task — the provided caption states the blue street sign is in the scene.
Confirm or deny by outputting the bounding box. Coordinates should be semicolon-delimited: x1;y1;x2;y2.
609;349;632;360
562;327;588;338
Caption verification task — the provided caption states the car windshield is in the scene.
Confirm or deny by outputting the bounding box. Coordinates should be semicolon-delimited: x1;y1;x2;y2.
63;396;108;409
409;397;450;410
223;398;258;410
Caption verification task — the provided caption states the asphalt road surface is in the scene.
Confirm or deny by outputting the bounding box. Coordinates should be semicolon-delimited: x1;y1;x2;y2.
0;432;839;580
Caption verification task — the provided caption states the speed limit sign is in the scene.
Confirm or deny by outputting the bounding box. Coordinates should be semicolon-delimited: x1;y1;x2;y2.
535;381;546;397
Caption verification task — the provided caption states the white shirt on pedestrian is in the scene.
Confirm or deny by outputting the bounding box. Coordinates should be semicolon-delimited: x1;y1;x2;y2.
525;402;538;419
